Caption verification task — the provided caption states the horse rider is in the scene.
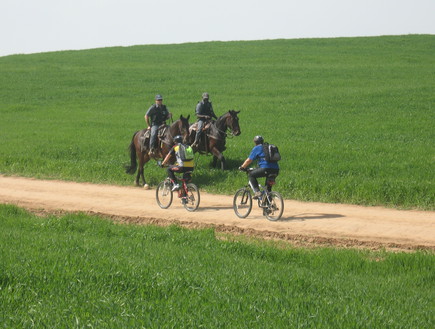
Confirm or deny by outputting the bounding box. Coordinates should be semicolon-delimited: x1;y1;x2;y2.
238;135;280;199
161;135;195;191
145;94;172;156
191;92;217;148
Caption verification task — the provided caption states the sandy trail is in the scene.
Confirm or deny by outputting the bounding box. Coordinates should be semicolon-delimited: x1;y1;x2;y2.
1;175;434;251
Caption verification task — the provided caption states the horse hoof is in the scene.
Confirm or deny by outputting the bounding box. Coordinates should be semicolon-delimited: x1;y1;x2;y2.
134;181;140;186
143;184;150;190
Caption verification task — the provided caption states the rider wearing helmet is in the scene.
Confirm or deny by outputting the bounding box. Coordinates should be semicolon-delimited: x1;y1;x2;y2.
239;135;279;199
191;92;218;148
161;135;195;191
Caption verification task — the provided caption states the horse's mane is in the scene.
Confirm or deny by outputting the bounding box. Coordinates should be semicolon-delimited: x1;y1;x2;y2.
207;112;229;140
215;112;229;127
162;117;189;146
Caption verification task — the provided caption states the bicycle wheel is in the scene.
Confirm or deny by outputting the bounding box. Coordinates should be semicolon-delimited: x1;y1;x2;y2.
233;188;252;218
156;180;173;209
183;183;200;211
264;191;284;221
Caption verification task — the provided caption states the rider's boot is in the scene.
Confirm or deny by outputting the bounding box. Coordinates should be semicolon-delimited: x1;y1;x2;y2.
148;145;157;156
191;135;200;148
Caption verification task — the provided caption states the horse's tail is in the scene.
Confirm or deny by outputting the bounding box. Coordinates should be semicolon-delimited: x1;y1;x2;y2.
125;132;138;174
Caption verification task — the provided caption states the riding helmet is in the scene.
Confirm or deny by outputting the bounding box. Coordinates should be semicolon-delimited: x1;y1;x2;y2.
155;94;163;100
173;135;183;143
202;92;209;99
253;135;264;144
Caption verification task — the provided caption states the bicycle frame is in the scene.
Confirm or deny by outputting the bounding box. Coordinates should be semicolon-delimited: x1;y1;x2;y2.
156;172;200;212
233;169;284;220
176;178;189;202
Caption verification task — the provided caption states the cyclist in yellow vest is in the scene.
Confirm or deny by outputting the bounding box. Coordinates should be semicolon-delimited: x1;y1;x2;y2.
161;135;195;191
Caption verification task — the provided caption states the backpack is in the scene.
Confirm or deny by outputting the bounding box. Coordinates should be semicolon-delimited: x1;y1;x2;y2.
263;142;281;162
178;144;194;161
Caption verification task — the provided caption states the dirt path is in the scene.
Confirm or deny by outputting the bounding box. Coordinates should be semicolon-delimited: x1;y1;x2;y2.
1;175;434;251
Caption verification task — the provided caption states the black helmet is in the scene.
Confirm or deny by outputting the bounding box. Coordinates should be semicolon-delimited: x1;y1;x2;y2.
155;94;163;100
173;135;183;143
253;135;264;144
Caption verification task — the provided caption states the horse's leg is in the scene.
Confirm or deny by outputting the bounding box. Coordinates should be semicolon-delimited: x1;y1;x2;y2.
139;153;151;189
212;156;218;168
220;154;226;170
210;147;226;170
142;153;151;190
135;151;143;186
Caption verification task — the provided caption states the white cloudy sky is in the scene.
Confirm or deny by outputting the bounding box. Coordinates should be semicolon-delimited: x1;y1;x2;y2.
1;0;434;57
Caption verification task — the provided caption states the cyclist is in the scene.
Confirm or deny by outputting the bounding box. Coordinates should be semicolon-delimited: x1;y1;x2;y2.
238;135;279;199
161;135;194;191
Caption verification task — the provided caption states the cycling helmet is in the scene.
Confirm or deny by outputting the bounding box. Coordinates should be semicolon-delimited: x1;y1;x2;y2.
173;135;183;143
253;135;264;144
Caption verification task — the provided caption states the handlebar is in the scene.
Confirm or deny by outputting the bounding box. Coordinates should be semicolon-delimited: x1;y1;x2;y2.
238;167;253;173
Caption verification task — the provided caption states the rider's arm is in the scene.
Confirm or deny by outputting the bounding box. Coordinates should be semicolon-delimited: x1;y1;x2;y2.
240;146;261;169
161;153;171;166
239;158;253;170
145;106;154;128
195;102;202;117
164;106;172;120
144;115;151;128
210;104;217;119
161;147;175;166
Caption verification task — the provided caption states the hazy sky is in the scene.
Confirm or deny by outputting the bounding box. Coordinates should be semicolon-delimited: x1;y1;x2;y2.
1;0;434;57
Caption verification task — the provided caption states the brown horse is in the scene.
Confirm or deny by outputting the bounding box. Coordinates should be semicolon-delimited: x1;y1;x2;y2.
189;110;241;170
126;115;190;188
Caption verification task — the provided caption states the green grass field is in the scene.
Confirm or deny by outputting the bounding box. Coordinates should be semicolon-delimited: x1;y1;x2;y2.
1;204;434;328
0;35;434;209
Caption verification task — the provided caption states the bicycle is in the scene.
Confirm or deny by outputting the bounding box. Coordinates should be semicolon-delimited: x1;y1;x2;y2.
155;171;200;212
233;168;284;221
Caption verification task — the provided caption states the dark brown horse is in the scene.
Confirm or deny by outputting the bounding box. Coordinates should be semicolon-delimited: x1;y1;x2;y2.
189;110;241;170
126;115;190;188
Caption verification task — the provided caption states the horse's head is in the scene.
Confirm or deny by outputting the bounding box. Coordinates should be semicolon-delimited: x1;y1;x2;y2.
225;110;241;136
177;114;190;143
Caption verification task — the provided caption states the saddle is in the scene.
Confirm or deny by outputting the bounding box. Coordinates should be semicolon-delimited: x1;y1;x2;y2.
140;124;169;153
189;121;212;134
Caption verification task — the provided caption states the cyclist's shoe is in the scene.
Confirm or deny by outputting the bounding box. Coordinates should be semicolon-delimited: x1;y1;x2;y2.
252;191;262;199
171;184;180;191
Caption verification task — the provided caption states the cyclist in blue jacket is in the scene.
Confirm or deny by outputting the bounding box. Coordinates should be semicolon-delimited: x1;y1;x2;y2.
239;135;279;199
